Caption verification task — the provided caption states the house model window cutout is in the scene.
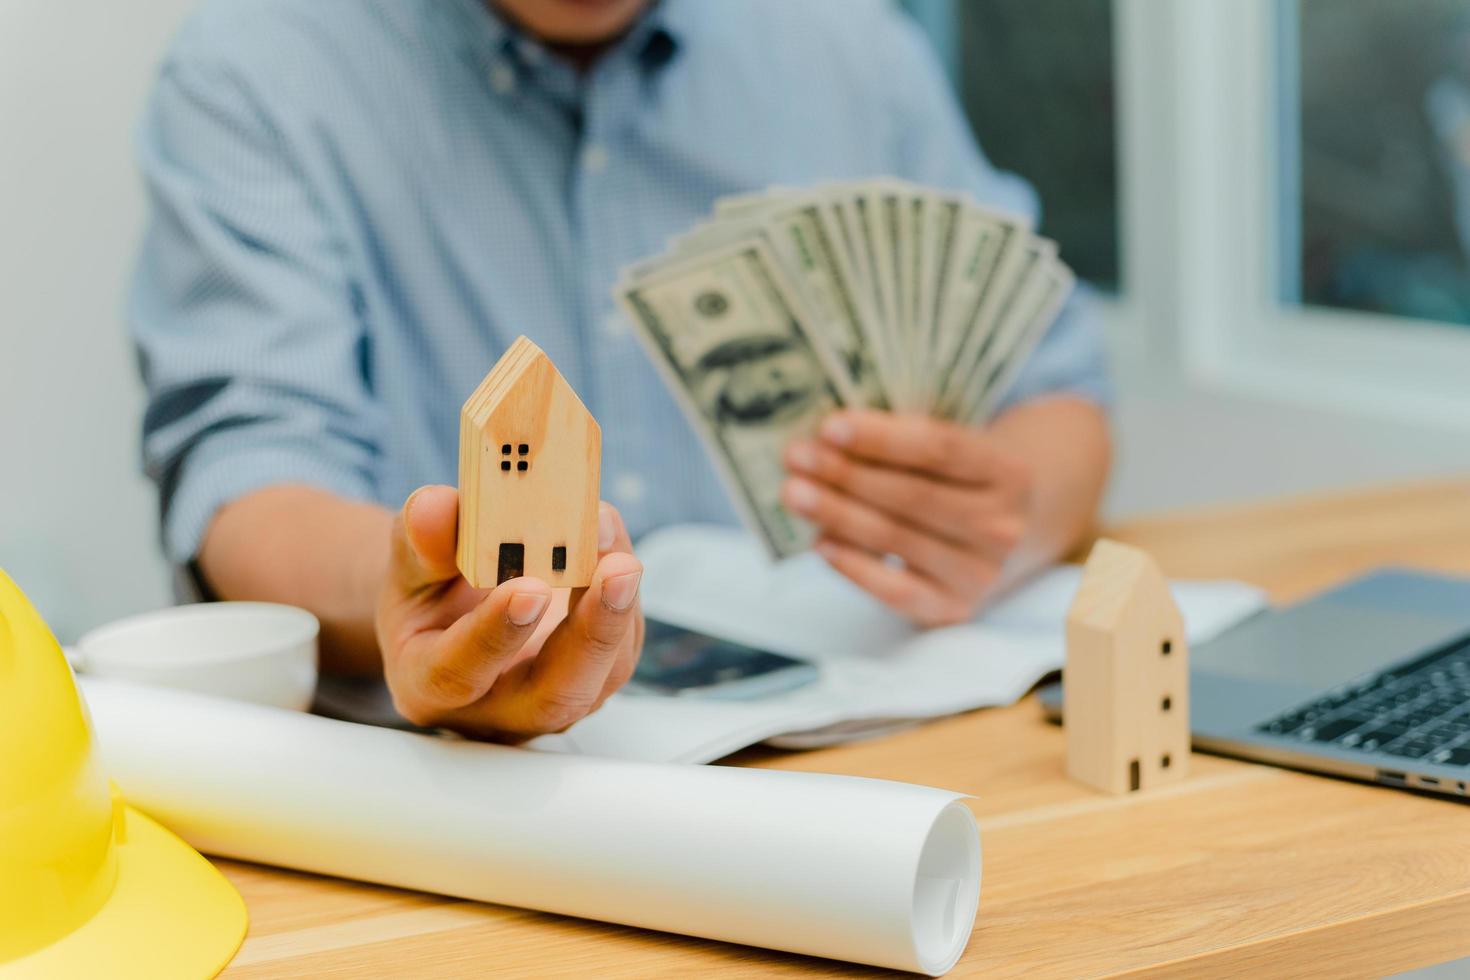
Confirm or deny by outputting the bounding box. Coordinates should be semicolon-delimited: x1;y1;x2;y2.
456;336;602;588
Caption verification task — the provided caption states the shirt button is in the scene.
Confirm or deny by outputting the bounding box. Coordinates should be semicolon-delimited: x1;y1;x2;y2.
489;62;516;95
581;143;609;174
613;472;646;504
602;310;629;339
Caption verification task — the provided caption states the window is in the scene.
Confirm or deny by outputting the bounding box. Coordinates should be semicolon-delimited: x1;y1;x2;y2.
903;0;1121;291
502;442;530;472
1129;0;1470;427
1285;0;1470;326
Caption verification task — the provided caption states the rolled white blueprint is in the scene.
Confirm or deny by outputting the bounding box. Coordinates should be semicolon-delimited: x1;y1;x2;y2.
81;679;981;975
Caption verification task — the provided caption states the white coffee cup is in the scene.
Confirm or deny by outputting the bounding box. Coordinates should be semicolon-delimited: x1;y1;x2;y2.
73;602;319;711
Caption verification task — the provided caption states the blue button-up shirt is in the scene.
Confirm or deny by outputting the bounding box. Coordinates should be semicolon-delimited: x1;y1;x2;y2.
131;0;1109;567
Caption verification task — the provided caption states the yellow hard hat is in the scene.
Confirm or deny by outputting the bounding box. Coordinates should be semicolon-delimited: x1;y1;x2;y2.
0;569;247;978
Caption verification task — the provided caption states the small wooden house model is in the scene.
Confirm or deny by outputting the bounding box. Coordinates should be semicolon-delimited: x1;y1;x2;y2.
1064;539;1190;794
456;336;601;588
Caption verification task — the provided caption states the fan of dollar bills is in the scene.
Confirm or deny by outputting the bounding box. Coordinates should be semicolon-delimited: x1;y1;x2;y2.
615;178;1075;559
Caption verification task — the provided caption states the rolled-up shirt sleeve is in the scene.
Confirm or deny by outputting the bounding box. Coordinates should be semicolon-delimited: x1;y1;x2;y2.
877;5;1112;413
130;48;380;565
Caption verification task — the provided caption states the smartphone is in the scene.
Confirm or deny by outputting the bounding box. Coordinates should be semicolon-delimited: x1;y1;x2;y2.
628;618;820;701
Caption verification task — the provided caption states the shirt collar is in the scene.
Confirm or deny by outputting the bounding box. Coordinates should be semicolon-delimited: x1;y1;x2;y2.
441;0;682;88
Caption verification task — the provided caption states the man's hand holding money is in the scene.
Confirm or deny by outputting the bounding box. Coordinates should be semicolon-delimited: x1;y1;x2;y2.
781;410;1033;627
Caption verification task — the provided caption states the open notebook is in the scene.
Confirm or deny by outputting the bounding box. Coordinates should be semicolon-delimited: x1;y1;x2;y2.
529;525;1267;764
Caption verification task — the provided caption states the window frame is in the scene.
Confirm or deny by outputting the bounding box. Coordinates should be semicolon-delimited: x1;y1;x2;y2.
1118;0;1470;429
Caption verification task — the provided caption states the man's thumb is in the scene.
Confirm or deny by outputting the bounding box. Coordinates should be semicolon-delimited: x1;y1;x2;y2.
391;485;462;593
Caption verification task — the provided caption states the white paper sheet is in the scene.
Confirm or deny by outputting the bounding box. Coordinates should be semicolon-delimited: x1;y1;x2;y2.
531;525;1268;763
82;679;981;975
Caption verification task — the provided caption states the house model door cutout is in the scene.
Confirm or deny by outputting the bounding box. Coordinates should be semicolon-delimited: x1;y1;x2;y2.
456;336;602;588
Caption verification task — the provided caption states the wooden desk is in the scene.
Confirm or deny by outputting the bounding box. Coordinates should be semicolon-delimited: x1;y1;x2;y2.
219;481;1470;978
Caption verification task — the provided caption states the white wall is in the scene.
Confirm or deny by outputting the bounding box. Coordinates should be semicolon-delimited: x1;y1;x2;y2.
0;1;193;640
1102;330;1470;521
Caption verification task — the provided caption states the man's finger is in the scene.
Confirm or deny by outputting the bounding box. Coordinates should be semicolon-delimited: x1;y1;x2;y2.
596;501;633;557
558;500;634;607
787;439;1017;552
816;410;1009;484
812;536;973;627
481;551;642;735
593;599;645;710
391;485;463;594
782;475;997;591
395;575;552;722
587;501;640;709
508;502;633;664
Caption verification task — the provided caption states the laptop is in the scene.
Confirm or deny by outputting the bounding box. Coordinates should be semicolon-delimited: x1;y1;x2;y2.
1039;568;1470;800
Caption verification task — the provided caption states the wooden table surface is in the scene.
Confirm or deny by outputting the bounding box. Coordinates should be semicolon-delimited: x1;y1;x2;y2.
217;480;1470;979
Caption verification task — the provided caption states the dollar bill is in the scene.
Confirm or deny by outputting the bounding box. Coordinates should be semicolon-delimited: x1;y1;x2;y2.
914;193;961;406
962;264;1076;423
937;234;1053;418
616;241;847;558
815;191;894;404
683;198;889;408
932;213;1030;415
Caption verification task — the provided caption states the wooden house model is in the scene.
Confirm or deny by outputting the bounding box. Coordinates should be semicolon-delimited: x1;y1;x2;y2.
456;336;601;588
1064;539;1190;794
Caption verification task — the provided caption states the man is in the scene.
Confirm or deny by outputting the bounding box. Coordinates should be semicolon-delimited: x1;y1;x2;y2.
131;0;1111;739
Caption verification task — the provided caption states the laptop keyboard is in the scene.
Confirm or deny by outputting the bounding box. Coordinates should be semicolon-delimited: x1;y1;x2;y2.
1256;632;1470;768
